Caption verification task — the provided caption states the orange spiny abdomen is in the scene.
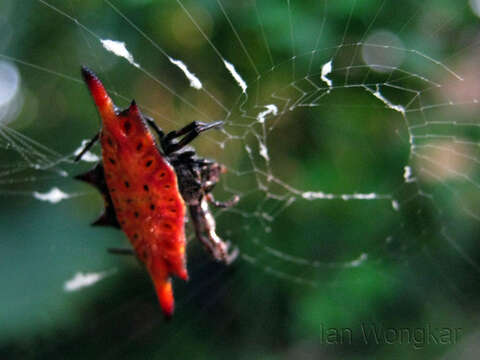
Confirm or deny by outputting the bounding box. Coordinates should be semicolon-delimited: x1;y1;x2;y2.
82;68;187;317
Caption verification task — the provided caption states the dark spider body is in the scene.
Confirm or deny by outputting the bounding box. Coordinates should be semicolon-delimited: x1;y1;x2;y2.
75;67;238;317
169;150;239;262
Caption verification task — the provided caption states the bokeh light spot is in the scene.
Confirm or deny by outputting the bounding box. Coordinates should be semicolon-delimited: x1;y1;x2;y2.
361;30;405;73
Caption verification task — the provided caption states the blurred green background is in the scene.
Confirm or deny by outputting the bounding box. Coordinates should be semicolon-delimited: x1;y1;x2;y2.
2;0;480;359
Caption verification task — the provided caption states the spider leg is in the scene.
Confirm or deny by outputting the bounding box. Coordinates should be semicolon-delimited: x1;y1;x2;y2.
195;227;238;264
74;132;99;162
223;244;239;265
189;198;239;264
165;121;223;141
163;121;223;154
144;116;165;139
107;248;135;256
206;193;240;208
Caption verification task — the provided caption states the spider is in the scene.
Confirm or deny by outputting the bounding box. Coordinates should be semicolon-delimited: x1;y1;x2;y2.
75;66;238;316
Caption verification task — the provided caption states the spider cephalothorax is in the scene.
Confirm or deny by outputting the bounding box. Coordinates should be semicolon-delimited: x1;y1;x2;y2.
168;148;239;263
75;66;238;317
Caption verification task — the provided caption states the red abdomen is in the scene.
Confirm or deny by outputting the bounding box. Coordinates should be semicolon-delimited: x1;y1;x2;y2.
82;68;187;317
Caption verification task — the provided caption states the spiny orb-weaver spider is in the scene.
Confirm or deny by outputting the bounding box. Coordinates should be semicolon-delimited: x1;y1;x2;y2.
75;66;238;317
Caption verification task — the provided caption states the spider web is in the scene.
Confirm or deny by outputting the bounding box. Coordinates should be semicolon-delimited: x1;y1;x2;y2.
1;0;480;356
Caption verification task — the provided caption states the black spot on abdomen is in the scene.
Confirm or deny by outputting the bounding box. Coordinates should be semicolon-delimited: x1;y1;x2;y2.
124;121;132;134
